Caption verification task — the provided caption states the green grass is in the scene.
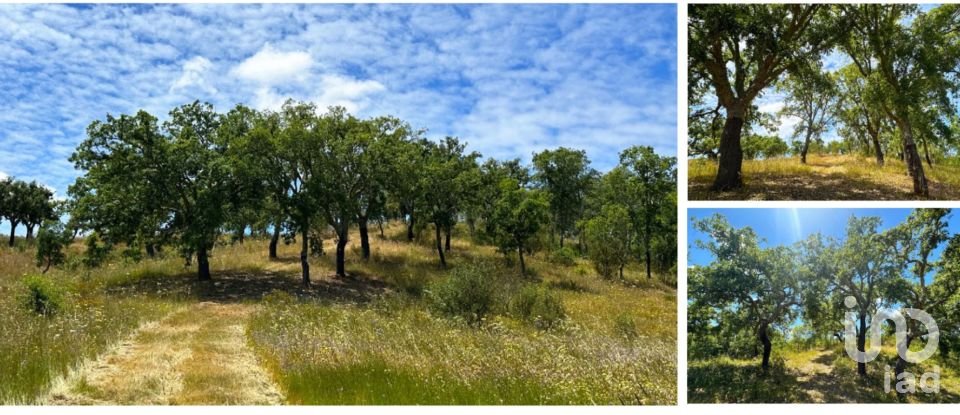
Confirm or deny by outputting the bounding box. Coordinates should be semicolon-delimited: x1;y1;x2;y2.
689;344;960;403
0;241;176;403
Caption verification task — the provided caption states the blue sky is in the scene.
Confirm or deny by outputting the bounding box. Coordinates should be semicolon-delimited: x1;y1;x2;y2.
0;3;678;229
688;208;960;268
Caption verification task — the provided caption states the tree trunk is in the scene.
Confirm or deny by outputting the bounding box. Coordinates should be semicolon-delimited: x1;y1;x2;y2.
871;133;885;166
922;138;933;168
857;313;867;376
895;115;929;197
619;264;624;279
759;322;772;371
434;223;446;268
800;130;813;164
9;221;17;246
444;225;451;252
518;246;526;275
300;228;310;286
894;335;915;401
378;219;385;238
645;220;652;279
43;258;51;274
25;224;34;240
269;223;280;259
359;214;370;260
197;244;211;281
407;218;415;241
335;232;348;278
146;244;156;258
560;233;565;248
712;107;746;191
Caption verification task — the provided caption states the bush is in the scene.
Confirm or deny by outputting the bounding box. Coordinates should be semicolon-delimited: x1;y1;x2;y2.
83;233;111;268
510;285;566;330
391;271;429;297
549;246;578;266
429;262;496;326
21;274;64;316
613;313;638;339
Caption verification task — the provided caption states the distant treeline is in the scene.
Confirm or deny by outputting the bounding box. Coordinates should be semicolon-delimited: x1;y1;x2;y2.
47;100;677;283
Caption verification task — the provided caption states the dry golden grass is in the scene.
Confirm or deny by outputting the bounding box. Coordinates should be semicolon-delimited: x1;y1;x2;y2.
2;221;677;405
689;154;960;200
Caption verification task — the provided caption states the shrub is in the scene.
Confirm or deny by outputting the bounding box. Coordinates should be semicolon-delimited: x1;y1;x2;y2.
613;313;638;339
82;233;111;268
35;220;71;273
429;261;496;326
391;270;430;297
21;274;64;316
549;246;578;266
510;285;566;330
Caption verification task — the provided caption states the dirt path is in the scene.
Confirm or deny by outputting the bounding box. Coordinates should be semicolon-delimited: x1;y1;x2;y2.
42;302;284;405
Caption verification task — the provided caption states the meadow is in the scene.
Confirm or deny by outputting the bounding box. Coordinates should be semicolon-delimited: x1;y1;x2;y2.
688;342;960;403
688;155;960;200
0;223;676;405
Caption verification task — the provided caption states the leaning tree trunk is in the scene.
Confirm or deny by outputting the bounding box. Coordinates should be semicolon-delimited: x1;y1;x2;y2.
358;214;370;260
378;219;385;238
335;231;348;278
895;115;929;197
300;228;310;286
712;106;746;191
434;223;446;268
759;322;772;371
871;133;885;166
197;244;211;281
269;223;280;259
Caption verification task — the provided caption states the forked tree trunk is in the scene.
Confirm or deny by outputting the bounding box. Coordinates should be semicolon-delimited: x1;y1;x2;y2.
197;244;211;281
300;228;310;286
712;107;746;191
435;223;446;268
359;214;370;260
269;223;280;259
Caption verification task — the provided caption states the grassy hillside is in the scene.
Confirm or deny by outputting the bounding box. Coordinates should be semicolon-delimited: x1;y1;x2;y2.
689;155;960;200
0;222;676;405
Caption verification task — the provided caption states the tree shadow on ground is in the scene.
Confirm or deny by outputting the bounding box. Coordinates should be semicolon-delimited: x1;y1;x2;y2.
689;172;918;201
687;360;805;403
105;269;390;304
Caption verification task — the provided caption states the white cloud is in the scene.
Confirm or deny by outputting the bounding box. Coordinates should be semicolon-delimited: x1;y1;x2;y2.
0;170;7;181
170;56;217;94
314;75;386;113
231;43;313;85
